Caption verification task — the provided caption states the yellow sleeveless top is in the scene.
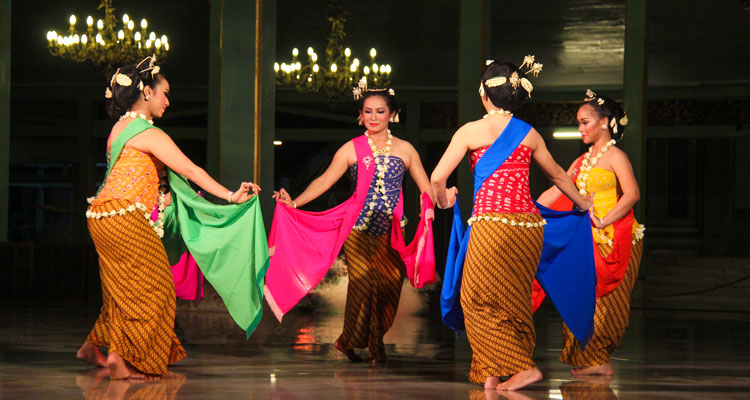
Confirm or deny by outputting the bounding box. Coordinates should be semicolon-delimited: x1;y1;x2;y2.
92;147;164;210
581;167;644;245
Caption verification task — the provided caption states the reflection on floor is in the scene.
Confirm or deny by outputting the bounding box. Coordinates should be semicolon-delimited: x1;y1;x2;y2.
1;290;750;399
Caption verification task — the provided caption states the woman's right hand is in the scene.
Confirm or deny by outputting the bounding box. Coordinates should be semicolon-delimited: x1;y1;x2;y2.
230;182;260;204
272;188;294;207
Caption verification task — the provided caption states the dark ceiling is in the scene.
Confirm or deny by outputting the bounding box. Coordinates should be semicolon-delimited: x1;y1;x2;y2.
9;0;750;91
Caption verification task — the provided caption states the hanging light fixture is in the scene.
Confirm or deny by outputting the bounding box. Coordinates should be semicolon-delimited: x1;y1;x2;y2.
275;2;392;102
45;0;169;74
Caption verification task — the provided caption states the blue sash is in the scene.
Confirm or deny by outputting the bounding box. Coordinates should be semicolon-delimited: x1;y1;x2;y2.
439;117;595;348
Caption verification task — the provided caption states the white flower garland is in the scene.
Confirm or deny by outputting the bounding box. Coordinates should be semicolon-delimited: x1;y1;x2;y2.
482;109;513;118
467;214;546;228
353;130;405;231
576;140;646;246
86;191;167;238
120;111;154;125
576;139;616;196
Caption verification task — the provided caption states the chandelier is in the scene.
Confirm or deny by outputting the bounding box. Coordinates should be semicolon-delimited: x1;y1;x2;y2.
45;0;169;74
274;2;392;102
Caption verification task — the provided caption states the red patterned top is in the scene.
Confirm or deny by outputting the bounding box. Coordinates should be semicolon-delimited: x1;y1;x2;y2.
469;144;539;216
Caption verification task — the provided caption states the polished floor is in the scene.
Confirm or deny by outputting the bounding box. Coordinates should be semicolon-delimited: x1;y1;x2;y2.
1;286;750;399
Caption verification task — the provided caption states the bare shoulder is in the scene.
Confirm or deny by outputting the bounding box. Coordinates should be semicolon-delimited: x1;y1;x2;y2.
521;127;543;150
334;140;358;165
608;146;632;164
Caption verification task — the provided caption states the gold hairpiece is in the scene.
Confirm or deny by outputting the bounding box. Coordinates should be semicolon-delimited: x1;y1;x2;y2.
509;72;520;90
353;77;367;100
485;76;507;88
610;117;618;135
520;78;533;97
485;59;494;66
105;87;112;99
519;54;542;78
597;98;605;106
520;55;535;70
584;89;597;101
619;116;628;126
352;77;396;100
115;73;132;87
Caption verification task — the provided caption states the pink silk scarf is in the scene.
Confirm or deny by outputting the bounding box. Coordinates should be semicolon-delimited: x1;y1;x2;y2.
153;204;205;301
264;134;436;321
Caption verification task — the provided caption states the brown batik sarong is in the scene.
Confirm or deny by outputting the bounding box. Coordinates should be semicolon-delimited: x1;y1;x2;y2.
337;229;405;360
560;240;643;367
461;213;545;383
85;199;186;375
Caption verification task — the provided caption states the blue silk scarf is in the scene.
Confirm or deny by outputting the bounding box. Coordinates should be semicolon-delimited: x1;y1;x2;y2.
440;117;595;348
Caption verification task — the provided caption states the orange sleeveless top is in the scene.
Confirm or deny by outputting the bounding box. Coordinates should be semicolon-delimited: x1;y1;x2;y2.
92;147;164;210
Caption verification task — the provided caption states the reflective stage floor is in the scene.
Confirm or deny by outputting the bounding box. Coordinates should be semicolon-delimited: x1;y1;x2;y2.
1;292;749;399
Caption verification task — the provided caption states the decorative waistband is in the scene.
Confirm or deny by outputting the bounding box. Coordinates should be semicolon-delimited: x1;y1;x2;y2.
467;214;546;228
86;195;166;238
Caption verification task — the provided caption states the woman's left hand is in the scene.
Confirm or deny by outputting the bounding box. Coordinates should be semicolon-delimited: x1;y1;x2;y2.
590;210;606;229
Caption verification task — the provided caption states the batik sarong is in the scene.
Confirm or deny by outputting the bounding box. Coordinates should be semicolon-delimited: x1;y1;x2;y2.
86;199;186;375
560;240;643;366
337;230;405;360
461;213;545;382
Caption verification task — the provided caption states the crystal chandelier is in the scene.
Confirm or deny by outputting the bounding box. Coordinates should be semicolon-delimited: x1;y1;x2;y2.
45;0;169;74
274;2;392;102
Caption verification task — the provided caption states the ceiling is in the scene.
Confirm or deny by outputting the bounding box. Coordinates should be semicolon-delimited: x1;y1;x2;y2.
9;0;750;92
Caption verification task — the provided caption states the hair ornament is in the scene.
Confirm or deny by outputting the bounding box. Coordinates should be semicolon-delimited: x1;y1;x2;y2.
619;115;628;126
519;54;542;77
584;89;597;101
610;117;618;135
105;87;113;99
115;73;132;87
137;81;144;91
486;59;494;66
109;68;121;88
388;88;395;96
509;71;520;90
353;77;367;100
597;98;605;106
520;55;535;70
485;76;507;88
520;78;534;97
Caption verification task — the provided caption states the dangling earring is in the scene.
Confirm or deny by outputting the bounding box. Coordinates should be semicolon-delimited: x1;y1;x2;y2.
357;115;363;126
394;113;400;123
389;116;395;123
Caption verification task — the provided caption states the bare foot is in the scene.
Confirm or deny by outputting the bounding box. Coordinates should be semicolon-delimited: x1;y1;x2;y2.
77;342;107;368
107;352;161;380
484;376;500;389
497;367;542;391
571;362;614;376
334;339;363;362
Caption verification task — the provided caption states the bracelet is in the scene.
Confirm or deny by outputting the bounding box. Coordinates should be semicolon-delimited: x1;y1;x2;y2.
292;200;297;209
227;190;234;203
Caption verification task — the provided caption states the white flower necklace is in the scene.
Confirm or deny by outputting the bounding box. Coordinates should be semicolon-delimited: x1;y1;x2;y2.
482;109;513;118
576;139;616;195
354;130;394;231
120;110;154;125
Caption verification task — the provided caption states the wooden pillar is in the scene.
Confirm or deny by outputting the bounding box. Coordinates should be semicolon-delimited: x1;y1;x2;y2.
0;0;10;241
456;0;491;216
208;0;276;225
623;0;648;219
